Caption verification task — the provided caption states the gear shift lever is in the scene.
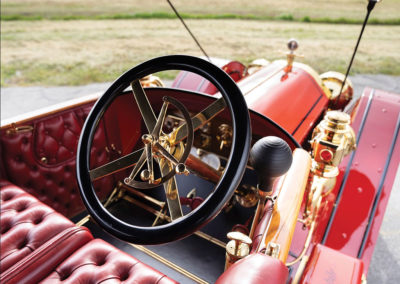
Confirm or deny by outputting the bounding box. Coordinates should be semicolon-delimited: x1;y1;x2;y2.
250;136;293;193
249;136;293;238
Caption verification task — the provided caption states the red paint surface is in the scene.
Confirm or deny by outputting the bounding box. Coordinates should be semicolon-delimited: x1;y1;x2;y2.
300;244;363;284
243;63;328;144
173;60;329;145
323;89;400;273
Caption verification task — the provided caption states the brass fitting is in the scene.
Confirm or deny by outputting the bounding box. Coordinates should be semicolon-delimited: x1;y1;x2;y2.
224;231;252;270
140;74;165;87
303;110;356;226
217;124;233;150
283;39;304;75
310;111;356;178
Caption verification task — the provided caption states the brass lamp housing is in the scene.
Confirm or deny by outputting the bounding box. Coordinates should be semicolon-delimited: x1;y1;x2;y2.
310;111;356;178
302;110;356;229
320;71;354;110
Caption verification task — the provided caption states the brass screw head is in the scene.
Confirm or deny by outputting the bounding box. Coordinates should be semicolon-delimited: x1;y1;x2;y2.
142;134;153;144
175;163;189;175
140;169;151;181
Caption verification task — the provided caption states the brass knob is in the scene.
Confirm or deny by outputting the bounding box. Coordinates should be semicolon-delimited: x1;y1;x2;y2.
225;231;252;270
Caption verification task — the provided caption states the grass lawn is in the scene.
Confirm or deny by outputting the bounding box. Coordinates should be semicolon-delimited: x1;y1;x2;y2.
2;0;400;23
1;1;399;86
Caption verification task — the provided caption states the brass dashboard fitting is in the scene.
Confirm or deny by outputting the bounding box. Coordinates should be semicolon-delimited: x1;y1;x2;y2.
234;185;259;208
310;111;356;178
224;231;252;270
217;124;233;150
140;74;165;87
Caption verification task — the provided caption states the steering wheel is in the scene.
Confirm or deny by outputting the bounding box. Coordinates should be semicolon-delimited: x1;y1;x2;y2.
77;55;251;244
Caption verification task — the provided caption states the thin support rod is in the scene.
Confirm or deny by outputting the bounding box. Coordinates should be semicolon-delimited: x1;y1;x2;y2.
166;0;211;62
338;1;377;95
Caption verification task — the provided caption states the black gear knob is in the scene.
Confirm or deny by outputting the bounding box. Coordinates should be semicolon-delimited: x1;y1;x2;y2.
250;136;293;192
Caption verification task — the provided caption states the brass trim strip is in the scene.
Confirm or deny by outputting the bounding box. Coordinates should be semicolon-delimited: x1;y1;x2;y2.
123;195;171;222
1;93;100;129
194;231;226;249
75;214;90;226
120;183;165;208
129;243;209;284
122;195;226;248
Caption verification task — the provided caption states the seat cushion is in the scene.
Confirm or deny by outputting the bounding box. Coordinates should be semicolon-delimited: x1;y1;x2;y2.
40;239;178;284
0;183;76;273
1;226;93;284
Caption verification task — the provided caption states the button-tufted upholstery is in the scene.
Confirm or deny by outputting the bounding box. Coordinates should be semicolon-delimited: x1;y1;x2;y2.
40;239;179;284
0;103;117;217
1;226;93;284
0;183;77;273
1;184;178;283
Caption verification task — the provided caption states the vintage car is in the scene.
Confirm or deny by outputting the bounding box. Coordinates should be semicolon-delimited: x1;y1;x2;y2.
1;2;399;284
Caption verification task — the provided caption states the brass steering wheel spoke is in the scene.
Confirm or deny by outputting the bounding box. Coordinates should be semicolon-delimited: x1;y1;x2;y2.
131;80;157;133
169;97;226;145
89;148;144;181
152;98;169;139
159;159;183;220
122;91;195;220
124;149;147;185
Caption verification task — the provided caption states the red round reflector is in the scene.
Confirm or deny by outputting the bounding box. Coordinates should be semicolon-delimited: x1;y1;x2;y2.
320;149;333;161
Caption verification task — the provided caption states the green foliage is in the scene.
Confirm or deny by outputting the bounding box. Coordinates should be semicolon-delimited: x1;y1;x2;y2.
2;12;399;25
278;14;294;21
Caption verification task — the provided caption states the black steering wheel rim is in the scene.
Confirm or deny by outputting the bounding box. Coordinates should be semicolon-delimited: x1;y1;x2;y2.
77;55;251;244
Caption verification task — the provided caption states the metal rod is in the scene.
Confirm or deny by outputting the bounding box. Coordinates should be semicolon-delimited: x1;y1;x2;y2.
338;0;379;96
166;0;211;62
129;243;209;284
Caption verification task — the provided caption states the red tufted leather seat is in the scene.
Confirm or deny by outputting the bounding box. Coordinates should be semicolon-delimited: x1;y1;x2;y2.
1;226;93;284
0;104;116;218
0;183;78;273
1;183;179;283
40;239;178;284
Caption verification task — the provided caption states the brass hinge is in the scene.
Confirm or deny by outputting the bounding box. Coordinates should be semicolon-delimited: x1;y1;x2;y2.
6;123;33;135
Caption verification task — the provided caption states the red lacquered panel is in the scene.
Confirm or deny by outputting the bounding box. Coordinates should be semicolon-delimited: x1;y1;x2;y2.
323;89;400;272
312;90;373;244
172;60;245;95
300;244;363;284
216;253;288;284
243;63;328;144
